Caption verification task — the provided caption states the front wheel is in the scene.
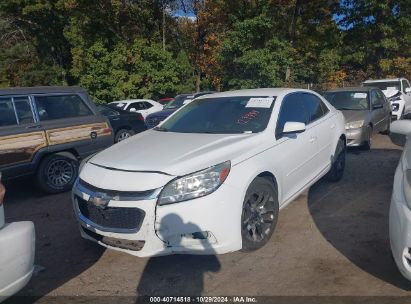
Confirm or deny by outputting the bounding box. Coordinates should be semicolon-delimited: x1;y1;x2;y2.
36;154;78;193
241;177;279;252
363;126;372;150
381;116;391;135
325;139;346;182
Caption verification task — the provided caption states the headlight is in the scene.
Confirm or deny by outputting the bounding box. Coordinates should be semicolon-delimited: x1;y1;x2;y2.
403;169;411;209
345;120;364;129
158;161;231;205
79;153;96;173
392;103;400;112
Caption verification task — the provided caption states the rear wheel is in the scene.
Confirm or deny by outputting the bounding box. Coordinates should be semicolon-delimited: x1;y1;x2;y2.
115;129;133;143
241;177;279;252
36;154;78;193
325;139;346;182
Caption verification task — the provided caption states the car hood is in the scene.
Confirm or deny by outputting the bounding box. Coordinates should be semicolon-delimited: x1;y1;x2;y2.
146;108;177;118
382;89;400;98
89;130;265;176
341;110;369;123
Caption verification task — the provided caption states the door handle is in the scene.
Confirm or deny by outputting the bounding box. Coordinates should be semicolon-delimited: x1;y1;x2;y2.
330;123;335;129
26;125;42;129
309;136;316;143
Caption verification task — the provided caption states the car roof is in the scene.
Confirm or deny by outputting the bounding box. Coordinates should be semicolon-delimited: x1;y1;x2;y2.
325;86;376;93
195;88;313;99
0;86;86;96
111;99;154;104
363;78;405;83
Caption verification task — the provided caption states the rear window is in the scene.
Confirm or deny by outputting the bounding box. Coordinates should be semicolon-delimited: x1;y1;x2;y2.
34;94;92;121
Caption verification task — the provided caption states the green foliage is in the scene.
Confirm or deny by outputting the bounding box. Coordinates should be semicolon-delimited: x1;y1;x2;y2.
1;0;411;94
76;40;194;103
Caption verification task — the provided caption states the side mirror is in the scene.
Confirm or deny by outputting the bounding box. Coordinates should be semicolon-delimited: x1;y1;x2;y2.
129;108;137;112
406;88;411;94
282;122;306;135
390;120;411;147
391;120;411;135
372;104;383;109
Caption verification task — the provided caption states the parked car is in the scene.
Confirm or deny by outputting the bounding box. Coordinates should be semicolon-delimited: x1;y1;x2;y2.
388;119;411;281
0;175;35;301
323;87;391;149
98;105;146;143
72;88;346;257
109;99;163;119
145;92;215;128
0;86;114;193
157;97;174;105
363;78;411;120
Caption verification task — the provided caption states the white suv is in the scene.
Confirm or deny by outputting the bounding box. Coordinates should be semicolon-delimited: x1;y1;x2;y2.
363;78;411;120
72;88;345;257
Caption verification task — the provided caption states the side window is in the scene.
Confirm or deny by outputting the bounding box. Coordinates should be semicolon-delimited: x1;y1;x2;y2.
130;102;147;110
402;80;410;93
276;93;308;135
0;98;17;127
371;90;383;106
34;94;92;121
375;90;386;105
144;102;153;109
303;93;326;123
14;96;34;124
0;96;34;127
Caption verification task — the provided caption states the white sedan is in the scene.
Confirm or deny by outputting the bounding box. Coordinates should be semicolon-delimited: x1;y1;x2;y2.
109;99;163;118
72;88;346;257
0;179;35;301
389;120;411;280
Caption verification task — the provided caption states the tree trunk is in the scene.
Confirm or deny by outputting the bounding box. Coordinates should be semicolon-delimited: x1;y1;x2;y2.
195;70;201;92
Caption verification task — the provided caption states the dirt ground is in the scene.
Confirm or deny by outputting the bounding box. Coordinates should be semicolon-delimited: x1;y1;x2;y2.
4;134;411;302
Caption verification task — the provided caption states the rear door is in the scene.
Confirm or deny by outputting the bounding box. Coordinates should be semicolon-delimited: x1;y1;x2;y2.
0;95;47;172
33;94;112;157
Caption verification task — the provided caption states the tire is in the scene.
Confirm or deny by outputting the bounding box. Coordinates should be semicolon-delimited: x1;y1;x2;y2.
325;139;346;182
241;177;279;252
381;117;391;135
36;154;79;194
363;125;372;150
115;129;133;143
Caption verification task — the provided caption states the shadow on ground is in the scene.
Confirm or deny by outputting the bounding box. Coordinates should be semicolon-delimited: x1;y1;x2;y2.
3;177;105;301
308;147;411;290
136;214;221;298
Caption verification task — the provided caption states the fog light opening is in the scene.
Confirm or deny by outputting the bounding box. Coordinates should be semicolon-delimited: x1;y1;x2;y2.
192;231;210;240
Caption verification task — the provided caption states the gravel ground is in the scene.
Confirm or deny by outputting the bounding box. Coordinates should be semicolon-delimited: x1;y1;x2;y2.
4;134;411;303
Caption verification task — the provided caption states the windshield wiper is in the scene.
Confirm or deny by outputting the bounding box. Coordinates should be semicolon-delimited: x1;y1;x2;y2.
154;127;169;132
338;107;362;111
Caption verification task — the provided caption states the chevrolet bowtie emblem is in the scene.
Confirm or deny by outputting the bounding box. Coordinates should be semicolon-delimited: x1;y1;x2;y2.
89;194;110;209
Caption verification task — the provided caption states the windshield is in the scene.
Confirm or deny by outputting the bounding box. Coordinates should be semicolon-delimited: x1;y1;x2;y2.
323;91;369;111
163;95;194;110
110;102;127;110
157;96;276;134
363;81;401;91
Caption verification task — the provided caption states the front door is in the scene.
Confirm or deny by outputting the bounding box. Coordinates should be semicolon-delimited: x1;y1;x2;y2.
274;92;318;205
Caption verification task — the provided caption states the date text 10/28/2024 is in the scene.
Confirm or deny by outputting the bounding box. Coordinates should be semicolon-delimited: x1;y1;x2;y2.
149;296;258;303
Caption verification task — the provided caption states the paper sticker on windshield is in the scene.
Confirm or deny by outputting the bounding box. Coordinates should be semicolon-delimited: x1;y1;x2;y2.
183;99;193;105
353;93;367;98
246;97;274;108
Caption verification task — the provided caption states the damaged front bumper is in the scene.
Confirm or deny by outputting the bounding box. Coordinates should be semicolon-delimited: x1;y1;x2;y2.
72;174;242;257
